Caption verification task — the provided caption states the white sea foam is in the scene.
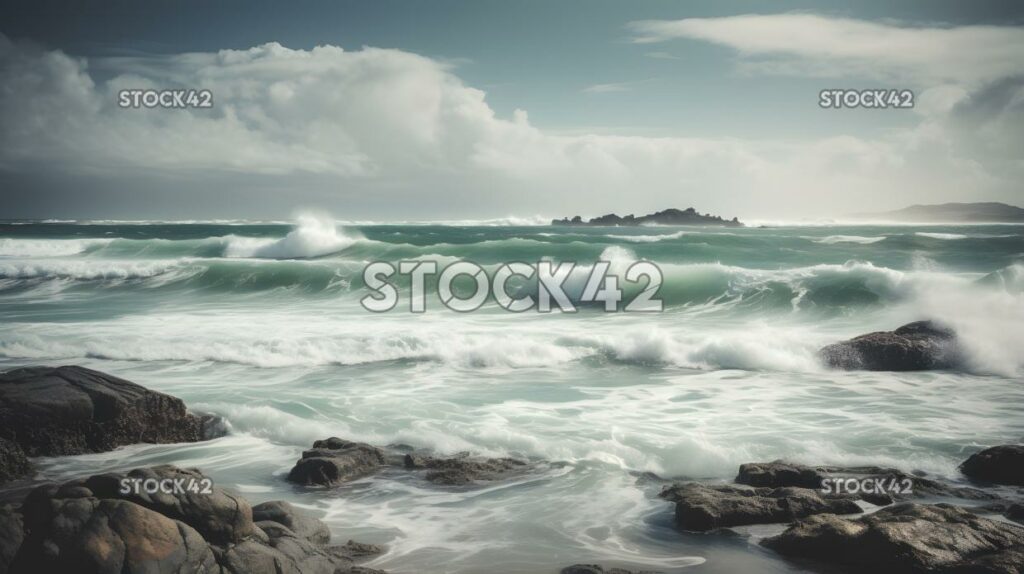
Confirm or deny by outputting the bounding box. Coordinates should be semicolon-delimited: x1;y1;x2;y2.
915;232;968;240
811;235;886;244
0;238;113;257
605;231;688;243
224;213;360;259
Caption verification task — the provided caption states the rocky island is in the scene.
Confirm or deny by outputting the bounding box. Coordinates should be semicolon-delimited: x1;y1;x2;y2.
551;207;742;227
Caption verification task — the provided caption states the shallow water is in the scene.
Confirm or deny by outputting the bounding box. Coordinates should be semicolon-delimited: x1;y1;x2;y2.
1;218;1023;572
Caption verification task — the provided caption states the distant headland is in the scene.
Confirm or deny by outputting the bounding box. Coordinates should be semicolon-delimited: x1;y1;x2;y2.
855;202;1024;223
551;207;742;227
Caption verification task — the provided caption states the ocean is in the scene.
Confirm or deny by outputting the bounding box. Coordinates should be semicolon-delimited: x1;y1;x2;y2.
1;215;1022;572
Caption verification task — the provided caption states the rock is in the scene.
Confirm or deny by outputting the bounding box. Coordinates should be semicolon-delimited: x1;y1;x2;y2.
659;483;861;531
82;465;255;545
561;565;662;574
736;461;824;489
3;464;384;574
819;320;962;371
253;500;330;545
287;437;386;486
762;502;1024;573
1007;503;1024;523
0;365;220;459
0;504;22;574
960;445;1024;485
403;453;528;485
737;460;994;504
552;207;742;227
0;438;31;485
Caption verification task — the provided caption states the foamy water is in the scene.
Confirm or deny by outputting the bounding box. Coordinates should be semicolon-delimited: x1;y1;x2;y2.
1;216;1023;573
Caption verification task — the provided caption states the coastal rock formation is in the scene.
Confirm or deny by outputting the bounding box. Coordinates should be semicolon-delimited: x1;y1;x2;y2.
658;483;861;531
561;565;663;574
288;437;532;487
3;465;384;574
736;461;824;489
0;439;31;485
403;453;528;485
819;320;962;371
960;445;1024;485
0;366;221;463
762;503;1024;573
252;500;331;545
551;207;742;227
0;505;21;573
737;460;994;504
286;437;386;486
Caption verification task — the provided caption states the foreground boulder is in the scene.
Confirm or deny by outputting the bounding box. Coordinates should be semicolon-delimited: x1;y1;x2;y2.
287;437;386;486
0;366;220;462
4;464;384;574
0;505;21;573
819;321;961;371
762;503;1024;573
659;483;861;531
403;453;528;485
960;445;1024;486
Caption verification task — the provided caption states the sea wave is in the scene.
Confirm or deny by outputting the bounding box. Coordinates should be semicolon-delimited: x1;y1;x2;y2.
223;213;361;258
0;238;113;257
915;232;968;240
810;235;886;245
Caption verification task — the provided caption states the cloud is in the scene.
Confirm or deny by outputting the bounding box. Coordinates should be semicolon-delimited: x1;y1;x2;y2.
0;30;1020;219
644;51;680;60
581;81;635;93
629;14;1024;87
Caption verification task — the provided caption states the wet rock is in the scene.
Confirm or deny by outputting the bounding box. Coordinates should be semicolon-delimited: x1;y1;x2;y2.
561;565;663;574
736;461;825;489
659;483;862;531
762;502;1024;573
737;460;995;504
253;500;330;545
3;464;384;574
1007;503;1024;523
819;320;962;371
0;504;22;574
0;365;219;459
83;465;255;545
0;439;31;485
403;453;528;485
287;437;386;486
960;445;1024;486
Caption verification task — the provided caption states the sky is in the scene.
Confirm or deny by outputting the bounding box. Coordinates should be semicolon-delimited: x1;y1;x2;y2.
1;0;1022;221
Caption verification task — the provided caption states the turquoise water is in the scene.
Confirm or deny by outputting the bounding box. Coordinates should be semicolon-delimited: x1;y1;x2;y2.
1;217;1023;572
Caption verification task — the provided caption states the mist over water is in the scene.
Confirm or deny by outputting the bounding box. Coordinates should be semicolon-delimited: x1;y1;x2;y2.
1;215;1023;573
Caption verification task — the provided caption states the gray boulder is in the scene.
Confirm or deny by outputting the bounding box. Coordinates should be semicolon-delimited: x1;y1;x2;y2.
960;445;1024;486
253;500;330;545
762;502;1024;573
287;437;386;486
819;321;962;371
736;461;824;489
403;453;528;485
0;505;22;574
0;366;221;461
4;465;385;574
561;565;662;574
659;483;861;531
737;460;994;505
0;439;31;485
